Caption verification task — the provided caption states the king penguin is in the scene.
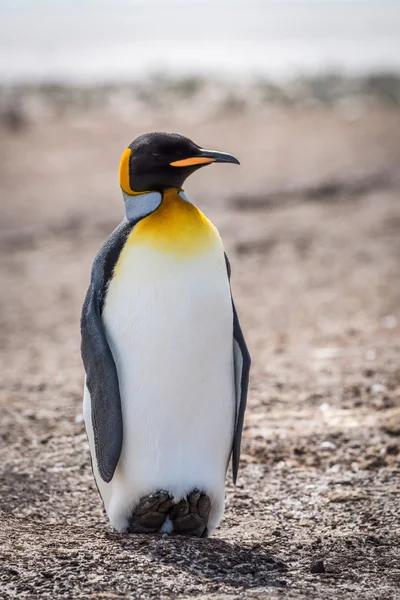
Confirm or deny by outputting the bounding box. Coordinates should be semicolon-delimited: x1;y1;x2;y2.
81;132;250;537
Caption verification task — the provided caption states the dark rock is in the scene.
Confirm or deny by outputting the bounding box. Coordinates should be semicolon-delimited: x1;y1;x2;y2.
310;560;326;574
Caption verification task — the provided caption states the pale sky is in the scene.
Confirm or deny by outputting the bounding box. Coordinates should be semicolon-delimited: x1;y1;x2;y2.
0;0;399;82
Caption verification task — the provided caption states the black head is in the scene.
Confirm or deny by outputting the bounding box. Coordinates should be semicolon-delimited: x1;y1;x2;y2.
119;132;239;194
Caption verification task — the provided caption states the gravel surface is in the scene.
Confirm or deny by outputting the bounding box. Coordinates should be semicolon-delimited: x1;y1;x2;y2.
1;108;400;599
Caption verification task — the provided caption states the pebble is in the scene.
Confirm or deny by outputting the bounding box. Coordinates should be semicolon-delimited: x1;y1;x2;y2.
320;441;337;450
327;463;341;473
22;409;35;419
372;383;387;394
310;559;326;574
386;443;399;455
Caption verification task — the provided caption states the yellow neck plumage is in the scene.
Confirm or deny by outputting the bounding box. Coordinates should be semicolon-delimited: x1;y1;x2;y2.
124;188;219;257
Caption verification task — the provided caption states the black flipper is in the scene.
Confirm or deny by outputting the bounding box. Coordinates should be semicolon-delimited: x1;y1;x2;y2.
81;220;133;483
225;253;251;484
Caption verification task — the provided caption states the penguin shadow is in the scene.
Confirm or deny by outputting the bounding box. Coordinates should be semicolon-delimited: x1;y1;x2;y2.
109;532;288;589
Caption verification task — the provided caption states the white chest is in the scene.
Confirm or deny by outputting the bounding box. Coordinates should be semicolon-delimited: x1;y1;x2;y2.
101;243;235;498
103;242;233;366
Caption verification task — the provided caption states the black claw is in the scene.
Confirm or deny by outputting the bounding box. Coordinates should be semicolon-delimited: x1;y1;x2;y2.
158;497;175;514
170;499;190;519
188;490;201;512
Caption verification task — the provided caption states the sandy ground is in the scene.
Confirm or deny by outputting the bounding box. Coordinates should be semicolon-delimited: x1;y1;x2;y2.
1;107;400;599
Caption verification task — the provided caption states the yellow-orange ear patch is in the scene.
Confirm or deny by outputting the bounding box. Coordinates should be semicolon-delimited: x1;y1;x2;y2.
119;148;135;194
170;157;215;167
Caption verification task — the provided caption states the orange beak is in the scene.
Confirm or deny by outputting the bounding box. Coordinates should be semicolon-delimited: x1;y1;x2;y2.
170;149;239;168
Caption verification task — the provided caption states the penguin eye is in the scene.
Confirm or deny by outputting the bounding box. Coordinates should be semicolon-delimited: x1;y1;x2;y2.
152;153;160;157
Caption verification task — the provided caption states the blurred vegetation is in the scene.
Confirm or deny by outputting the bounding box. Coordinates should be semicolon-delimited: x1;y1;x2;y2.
1;72;400;128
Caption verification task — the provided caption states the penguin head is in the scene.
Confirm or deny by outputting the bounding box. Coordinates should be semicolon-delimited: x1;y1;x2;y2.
119;132;239;195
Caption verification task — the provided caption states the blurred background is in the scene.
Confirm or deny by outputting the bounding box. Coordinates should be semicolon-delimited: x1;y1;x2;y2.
1;1;400;597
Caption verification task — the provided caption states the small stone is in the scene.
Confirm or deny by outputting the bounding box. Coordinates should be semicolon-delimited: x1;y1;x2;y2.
386;443;399;455
327;463;341;473
328;491;368;502
22;409;35;419
372;383;387;394
382;417;400;436
310;559;326;574
320;441;336;450
362;456;387;470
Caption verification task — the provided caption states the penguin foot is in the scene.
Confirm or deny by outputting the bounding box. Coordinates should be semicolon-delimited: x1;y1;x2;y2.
128;490;174;534
169;490;211;537
127;489;211;536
